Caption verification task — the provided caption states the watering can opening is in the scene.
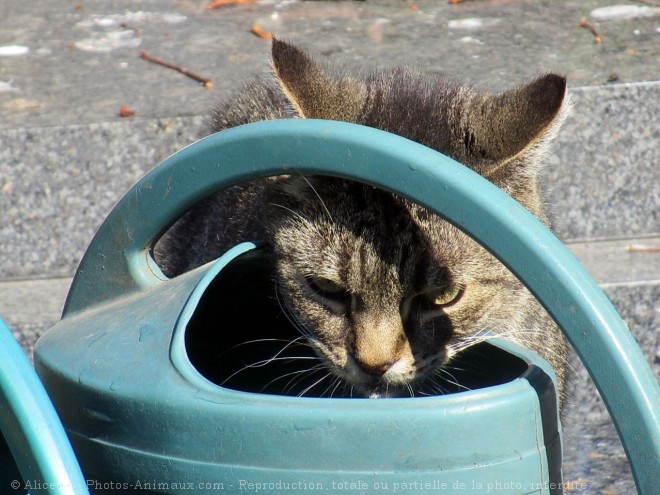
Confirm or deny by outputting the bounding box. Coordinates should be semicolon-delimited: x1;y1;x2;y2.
182;246;530;398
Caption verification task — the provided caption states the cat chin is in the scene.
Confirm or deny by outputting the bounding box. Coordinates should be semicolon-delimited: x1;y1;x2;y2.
349;370;437;399
327;366;412;399
367;390;388;399
350;373;418;399
314;348;425;398
364;387;411;399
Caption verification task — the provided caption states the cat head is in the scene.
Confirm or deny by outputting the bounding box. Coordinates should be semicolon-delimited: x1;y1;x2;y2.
262;40;568;398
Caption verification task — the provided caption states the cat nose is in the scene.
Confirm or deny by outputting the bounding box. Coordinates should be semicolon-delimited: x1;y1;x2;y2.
358;360;395;376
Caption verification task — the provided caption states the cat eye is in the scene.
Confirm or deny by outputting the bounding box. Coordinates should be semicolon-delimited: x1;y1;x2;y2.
307;276;346;295
426;286;464;308
305;276;351;310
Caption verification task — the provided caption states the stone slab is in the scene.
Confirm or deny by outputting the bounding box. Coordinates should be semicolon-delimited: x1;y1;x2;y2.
2;83;658;283
0;277;71;358
546;82;660;242
0;116;205;280
1;0;659;130
567;237;660;286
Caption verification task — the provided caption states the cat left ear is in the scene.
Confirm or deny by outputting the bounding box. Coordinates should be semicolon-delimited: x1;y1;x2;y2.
464;74;568;176
271;38;366;121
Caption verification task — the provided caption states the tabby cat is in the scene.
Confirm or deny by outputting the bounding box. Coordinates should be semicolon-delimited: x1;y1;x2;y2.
155;39;569;401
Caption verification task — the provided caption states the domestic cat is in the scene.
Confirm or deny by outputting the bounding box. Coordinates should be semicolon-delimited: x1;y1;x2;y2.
155;39;570;401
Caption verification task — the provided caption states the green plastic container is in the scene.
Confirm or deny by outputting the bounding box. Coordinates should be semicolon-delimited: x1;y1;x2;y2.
25;120;659;494
0;318;88;495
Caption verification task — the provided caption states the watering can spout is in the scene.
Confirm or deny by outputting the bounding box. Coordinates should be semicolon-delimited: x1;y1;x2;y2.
38;243;260;398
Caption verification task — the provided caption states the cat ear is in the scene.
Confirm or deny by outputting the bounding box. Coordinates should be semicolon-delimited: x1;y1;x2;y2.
271;38;366;120
463;74;568;176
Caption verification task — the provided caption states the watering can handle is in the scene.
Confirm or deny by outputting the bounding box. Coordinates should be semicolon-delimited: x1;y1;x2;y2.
64;119;658;492
0;319;89;495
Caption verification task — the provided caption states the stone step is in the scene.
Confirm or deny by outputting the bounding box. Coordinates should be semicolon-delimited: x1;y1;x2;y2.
567;237;660;287
1;80;658;283
547;82;659;242
2;237;657;357
2;0;659;132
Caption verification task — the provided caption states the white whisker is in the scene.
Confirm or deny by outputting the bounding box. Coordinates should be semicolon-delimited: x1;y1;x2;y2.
219;336;317;386
282;365;327;395
406;383;415;398
435;367;471;392
216;336;309;360
319;375;344;398
266;363;326;394
268;202;311;226
329;377;345;398
297;372;333;397
275;281;318;342
297;173;334;224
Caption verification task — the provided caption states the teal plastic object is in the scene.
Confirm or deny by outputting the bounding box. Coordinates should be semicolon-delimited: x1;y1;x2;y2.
0;318;89;495
33;120;658;493
37;244;561;494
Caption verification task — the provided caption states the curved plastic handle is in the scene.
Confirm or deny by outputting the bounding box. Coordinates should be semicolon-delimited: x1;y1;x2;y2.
0;319;89;495
63;119;658;493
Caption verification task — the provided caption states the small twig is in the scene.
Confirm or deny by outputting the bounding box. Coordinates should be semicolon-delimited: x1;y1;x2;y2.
139;50;213;88
579;20;602;43
209;0;255;9
250;23;272;40
627;244;660;253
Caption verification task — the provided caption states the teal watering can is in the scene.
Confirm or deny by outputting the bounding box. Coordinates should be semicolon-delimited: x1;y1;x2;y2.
1;120;657;494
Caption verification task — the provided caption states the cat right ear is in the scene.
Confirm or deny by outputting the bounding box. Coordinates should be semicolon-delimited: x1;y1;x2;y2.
453;74;569;217
462;74;569;176
271;38;366;121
